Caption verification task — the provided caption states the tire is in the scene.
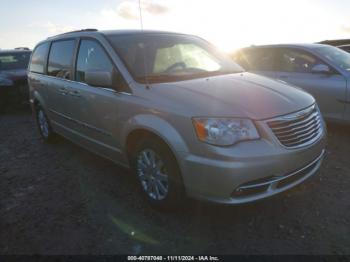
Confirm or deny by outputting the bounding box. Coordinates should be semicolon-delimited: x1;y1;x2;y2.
35;105;56;143
131;136;186;210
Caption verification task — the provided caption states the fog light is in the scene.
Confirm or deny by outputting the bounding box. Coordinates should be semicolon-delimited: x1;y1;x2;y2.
232;184;270;198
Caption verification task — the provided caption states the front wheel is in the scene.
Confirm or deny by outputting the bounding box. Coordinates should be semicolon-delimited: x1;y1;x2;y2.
131;137;186;210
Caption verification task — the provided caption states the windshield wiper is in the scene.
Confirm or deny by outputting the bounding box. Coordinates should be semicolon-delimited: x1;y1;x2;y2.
184;70;243;78
136;73;186;84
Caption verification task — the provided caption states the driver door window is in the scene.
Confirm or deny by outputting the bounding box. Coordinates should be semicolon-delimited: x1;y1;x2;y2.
76;39;114;83
276;48;322;73
274;48;346;121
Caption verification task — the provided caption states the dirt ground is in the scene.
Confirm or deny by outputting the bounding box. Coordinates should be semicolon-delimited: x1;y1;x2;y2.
0;108;349;255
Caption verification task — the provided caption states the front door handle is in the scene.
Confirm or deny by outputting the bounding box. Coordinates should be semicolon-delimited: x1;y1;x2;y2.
59;88;69;95
69;90;81;97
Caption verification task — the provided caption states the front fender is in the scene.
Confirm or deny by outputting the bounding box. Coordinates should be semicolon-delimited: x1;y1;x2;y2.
121;114;189;154
30;90;47;111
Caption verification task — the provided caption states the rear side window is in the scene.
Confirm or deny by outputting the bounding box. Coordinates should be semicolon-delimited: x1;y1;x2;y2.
48;40;76;79
240;48;275;71
29;43;49;74
76;39;113;83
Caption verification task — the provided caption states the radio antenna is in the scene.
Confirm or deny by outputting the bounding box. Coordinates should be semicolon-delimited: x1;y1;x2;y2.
138;0;150;89
138;0;144;30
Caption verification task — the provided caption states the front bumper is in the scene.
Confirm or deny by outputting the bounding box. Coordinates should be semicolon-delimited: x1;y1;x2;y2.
178;131;326;205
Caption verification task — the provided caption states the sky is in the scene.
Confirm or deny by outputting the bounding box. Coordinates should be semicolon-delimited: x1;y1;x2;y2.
1;0;350;52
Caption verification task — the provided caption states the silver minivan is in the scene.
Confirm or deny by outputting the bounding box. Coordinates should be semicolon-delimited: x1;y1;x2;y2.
29;30;326;209
232;44;350;123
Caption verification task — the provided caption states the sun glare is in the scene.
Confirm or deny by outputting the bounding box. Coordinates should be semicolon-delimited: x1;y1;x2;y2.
143;0;349;53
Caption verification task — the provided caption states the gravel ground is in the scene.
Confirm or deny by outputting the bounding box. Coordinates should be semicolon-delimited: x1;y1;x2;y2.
0;109;349;255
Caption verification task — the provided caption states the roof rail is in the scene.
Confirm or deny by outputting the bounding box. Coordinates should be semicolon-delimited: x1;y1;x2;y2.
15;47;31;51
48;29;98;39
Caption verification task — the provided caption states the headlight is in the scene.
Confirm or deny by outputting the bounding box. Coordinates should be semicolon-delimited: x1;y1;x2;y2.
192;118;260;146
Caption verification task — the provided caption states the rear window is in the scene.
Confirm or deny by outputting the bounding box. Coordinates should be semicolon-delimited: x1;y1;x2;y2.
0;52;31;71
48;40;76;79
29;43;49;74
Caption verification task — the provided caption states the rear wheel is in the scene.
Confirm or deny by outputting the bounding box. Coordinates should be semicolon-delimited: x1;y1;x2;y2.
131;137;185;210
35;105;56;142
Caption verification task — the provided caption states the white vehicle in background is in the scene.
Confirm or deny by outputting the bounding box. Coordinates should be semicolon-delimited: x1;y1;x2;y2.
232;44;350;123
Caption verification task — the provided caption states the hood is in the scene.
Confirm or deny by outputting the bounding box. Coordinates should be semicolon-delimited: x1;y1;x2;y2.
147;72;315;120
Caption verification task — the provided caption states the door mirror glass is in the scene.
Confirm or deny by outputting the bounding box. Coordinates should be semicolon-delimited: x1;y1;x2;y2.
311;64;331;74
76;39;130;92
85;69;113;88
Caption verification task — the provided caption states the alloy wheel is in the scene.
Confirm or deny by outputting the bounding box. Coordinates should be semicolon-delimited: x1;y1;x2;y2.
136;149;169;201
38;110;49;138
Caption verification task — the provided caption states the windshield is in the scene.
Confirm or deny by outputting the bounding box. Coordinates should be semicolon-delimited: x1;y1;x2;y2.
0;52;31;71
314;46;350;71
107;33;244;83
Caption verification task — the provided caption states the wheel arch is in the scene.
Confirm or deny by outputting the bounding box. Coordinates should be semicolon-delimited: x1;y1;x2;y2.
122;114;189;169
126;129;174;159
31;90;48;112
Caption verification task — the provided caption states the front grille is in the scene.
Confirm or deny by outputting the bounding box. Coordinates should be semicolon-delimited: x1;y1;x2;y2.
267;105;323;148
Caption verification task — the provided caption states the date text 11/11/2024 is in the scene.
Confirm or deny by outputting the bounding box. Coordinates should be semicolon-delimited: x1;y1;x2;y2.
127;256;220;261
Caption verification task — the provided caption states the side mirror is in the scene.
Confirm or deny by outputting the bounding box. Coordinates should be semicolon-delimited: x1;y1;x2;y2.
85;69;113;88
311;64;331;74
